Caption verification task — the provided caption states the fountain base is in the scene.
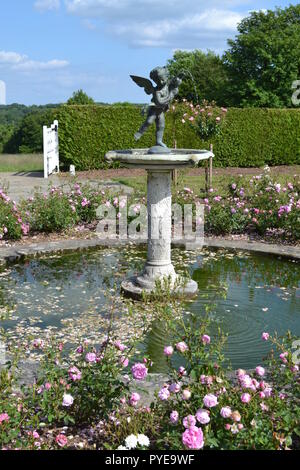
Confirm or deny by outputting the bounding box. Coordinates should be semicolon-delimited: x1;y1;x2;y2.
121;276;198;300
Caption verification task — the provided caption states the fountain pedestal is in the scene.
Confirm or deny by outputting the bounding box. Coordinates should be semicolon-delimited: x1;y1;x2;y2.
105;149;214;298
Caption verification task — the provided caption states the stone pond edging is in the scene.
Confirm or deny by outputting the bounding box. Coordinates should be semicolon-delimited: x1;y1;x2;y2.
0;236;299;264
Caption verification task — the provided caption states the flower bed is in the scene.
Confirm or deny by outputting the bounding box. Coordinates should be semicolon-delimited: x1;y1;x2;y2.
175;167;300;241
0;168;299;244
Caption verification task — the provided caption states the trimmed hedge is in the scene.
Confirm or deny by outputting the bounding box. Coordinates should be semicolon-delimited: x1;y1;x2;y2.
53;105;300;170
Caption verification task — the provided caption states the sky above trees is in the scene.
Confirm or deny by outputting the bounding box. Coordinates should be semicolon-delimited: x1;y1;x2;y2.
0;0;297;104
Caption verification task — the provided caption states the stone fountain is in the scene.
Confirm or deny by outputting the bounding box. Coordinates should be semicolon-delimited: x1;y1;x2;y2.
105;66;214;298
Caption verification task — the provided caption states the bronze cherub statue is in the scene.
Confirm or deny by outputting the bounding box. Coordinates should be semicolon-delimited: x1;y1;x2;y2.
130;66;182;154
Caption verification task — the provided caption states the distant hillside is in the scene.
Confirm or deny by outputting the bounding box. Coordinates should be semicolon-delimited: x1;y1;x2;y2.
0;103;60;126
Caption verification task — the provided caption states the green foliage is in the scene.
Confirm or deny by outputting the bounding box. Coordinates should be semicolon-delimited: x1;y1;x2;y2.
3;109;54;154
54;105;300;169
67;89;95;105
167;50;229;105
224;5;300;107
0;124;15;153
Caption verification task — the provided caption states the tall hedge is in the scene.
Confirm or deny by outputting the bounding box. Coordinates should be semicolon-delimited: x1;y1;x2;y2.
53;105;300;170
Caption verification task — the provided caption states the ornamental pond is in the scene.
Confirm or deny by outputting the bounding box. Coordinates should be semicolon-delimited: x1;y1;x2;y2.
0;246;299;371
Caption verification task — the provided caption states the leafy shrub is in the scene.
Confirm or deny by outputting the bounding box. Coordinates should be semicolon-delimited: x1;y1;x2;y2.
0;189;29;240
25;188;79;233
3;110;54;154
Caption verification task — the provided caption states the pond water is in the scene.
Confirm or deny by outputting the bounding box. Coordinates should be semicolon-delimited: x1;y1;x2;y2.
0;246;299;370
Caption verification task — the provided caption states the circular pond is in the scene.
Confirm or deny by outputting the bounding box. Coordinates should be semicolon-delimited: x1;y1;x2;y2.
0;246;299;370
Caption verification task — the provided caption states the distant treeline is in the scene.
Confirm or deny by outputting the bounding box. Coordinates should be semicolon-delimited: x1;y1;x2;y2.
0;103;60;126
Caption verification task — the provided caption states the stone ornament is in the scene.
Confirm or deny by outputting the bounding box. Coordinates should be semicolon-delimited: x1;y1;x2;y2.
130;67;182;154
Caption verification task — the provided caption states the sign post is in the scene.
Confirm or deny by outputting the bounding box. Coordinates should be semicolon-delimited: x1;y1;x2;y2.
43;120;59;179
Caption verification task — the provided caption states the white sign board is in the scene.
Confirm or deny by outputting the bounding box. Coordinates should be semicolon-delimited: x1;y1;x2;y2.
43;120;59;179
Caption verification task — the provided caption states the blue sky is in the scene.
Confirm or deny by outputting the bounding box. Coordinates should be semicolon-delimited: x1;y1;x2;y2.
0;0;297;105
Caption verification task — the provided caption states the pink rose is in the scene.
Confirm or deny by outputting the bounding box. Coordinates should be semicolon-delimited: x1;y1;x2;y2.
201;335;211;345
279;352;288;364
158;387;170;401
169;382;181;393
129;392;141;406
220;406;232;418
68;366;82;382
196;409;210;425
131;363;148;380
56;434;68;447
182;389;191;400
33;338;44;349
241;393;251;403
182;426;204;450
170;410;179;424
62;393;74;407
183;415;196;428
255;366;265;377
176;341;188;353
0;413;9;423
239;374;253;389
120;356;129;368
203;393;218;408
264;387;272;398
85;352;97;363
164;346;174;356
261;332;269;341
114;340;126;352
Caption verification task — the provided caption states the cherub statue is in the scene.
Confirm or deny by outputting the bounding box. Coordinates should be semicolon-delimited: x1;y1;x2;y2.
130;66;182;153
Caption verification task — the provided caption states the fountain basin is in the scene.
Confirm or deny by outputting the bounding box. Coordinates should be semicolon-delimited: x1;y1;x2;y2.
105;148;213;170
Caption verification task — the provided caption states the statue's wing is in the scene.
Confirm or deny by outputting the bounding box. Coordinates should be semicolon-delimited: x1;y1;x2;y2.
130;75;154;95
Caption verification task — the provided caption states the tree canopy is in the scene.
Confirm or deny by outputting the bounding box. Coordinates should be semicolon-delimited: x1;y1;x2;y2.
167;50;229;105
67;89;95;105
223;5;300;107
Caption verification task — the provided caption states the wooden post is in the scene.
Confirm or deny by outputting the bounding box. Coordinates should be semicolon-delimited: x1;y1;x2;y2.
172;140;178;186
205;159;209;193
209;143;213;190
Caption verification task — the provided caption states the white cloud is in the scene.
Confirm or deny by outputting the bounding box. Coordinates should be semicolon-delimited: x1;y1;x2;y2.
0;51;27;64
63;0;247;49
0;50;69;72
34;0;60;11
112;9;243;48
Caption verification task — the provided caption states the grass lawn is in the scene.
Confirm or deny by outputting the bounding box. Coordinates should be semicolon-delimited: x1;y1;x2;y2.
0;154;43;172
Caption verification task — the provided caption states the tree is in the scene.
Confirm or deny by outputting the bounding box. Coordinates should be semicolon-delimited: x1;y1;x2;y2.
167;50;229;105
223;5;300;107
67;89;95;105
4;110;53;154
